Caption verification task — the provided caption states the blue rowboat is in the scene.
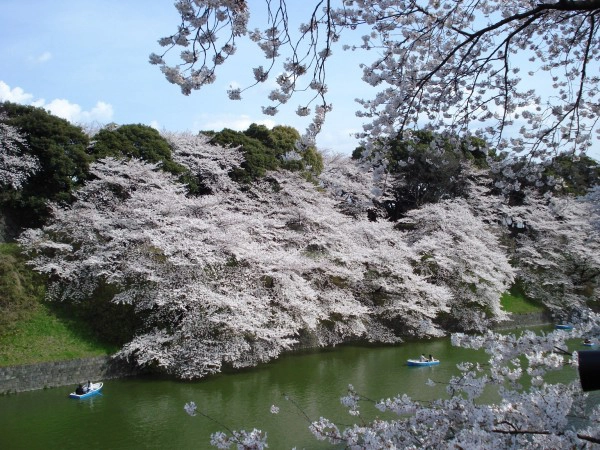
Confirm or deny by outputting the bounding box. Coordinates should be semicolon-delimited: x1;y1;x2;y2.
583;341;596;347
555;324;574;330
69;382;103;399
407;359;440;367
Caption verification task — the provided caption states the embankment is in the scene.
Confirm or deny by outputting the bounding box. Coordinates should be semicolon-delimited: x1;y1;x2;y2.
0;356;137;394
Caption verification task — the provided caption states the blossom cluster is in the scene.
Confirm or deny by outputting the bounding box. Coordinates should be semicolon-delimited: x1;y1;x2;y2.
153;1;600;172
0;117;40;190
18;132;523;378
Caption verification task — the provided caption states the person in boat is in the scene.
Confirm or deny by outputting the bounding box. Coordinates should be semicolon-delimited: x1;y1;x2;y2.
75;384;84;395
429;354;434;362
584;338;592;345
420;354;427;362
86;380;92;392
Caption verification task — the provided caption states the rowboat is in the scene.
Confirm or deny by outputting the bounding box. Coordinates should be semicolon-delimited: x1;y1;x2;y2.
69;382;103;399
555;324;574;330
583;341;596;347
407;359;440;367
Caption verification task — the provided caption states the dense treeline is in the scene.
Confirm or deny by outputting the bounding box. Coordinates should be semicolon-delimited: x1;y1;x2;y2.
1;102;323;233
0;102;90;231
2;103;600;379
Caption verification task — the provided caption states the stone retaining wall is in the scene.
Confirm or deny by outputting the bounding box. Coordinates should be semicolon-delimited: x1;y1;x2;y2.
0;356;138;395
494;311;553;330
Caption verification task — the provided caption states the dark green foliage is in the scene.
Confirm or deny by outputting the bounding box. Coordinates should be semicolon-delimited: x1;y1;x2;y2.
243;123;274;149
205;124;323;183
489;153;600;205
364;130;488;220
351;146;365;160
299;146;324;178
209;127;280;182
269;125;301;154
544;154;600;197
0;102;91;228
243;124;302;158
89;124;181;173
89;124;201;194
269;125;324;177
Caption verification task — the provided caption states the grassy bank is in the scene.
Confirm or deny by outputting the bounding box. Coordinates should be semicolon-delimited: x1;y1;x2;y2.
0;243;117;367
501;288;545;315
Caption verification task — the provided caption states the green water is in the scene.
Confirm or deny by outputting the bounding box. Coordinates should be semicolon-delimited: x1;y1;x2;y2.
0;327;593;449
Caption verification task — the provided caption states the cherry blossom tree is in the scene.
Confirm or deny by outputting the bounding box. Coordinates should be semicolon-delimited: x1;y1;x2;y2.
152;1;600;159
400;198;515;331
17;128;599;390
19;133;469;378
464;158;600;316
0;113;39;190
317;149;384;219
507;194;600;315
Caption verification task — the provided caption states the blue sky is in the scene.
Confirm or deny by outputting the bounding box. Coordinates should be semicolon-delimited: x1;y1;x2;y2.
0;0;376;155
1;1;598;160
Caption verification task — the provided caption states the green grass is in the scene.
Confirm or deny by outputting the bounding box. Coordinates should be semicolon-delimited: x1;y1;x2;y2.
0;243;118;367
0;304;118;366
501;290;545;314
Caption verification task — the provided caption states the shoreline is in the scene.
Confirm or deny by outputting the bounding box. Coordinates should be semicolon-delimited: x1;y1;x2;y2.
0;311;553;395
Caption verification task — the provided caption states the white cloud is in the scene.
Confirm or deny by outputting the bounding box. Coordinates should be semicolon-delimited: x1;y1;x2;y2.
42;98;114;123
194;113;276;132
0;81;34;104
83;101;114;123
0;80;113;124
